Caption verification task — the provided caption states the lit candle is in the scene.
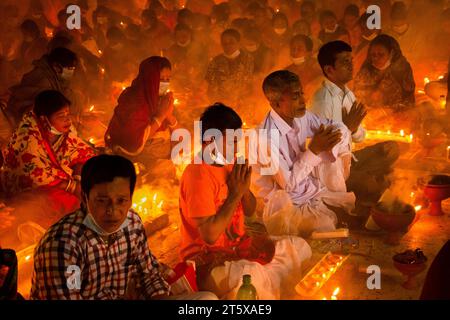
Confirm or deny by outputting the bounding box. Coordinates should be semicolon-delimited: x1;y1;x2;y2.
439;95;446;109
414;205;422;212
400;129;404;137
89;105;95;112
424;77;430;84
331;287;340;300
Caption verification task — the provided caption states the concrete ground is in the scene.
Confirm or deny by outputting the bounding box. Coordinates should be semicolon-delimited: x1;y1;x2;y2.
146;139;450;300
9;137;450;300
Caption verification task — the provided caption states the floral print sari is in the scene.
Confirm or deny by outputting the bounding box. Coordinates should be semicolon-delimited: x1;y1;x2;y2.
1;111;95;195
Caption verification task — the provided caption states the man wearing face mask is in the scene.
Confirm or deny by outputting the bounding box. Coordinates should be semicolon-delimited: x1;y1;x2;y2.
179;103;312;299
318;10;349;45
385;1;426;63
30;154;217;300
6;47;78;126
205;28;254;107
262;12;291;62
166;23;208;91
165;23;195;66
242;26;274;77
285;34;322;99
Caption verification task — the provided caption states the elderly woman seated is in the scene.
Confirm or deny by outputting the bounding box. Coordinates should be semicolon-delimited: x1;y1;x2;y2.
353;34;416;128
0;90;95;230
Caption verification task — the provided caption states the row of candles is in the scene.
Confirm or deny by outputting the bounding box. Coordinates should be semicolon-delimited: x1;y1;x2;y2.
365;129;413;143
296;252;348;299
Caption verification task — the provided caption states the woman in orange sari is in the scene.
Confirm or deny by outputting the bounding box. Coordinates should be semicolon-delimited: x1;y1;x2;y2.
1;90;95;229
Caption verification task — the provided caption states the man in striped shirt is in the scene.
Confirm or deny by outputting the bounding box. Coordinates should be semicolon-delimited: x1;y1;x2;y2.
31;154;216;300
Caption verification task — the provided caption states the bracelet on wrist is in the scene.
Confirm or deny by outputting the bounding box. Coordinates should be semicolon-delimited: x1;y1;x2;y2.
65;179;72;192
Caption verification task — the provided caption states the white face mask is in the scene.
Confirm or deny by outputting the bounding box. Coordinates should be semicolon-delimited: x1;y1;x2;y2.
60;68;75;81
245;44;259;52
274;27;287;35
46;117;65;135
292;56;306;65
224;49;240;59
159;81;170;96
363;32;378;41
392;23;409;34
325;24;338;33
374;58;392;71
83;205;129;237
177;39;191;47
211;139;233;165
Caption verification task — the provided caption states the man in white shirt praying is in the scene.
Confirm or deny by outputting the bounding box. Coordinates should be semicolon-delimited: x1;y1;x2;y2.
310;40;399;220
252;70;356;237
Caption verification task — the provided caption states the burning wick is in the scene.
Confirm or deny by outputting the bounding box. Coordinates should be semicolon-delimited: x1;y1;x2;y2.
415;205;422;212
122;86;126;91
438;75;444;80
424;77;430;84
174;98;180;106
409;133;413;142
25;255;31;261
89;105;95;112
417;90;425;94
98;50;103;56
400;129;405;137
89;138;95;144
101;68;105;75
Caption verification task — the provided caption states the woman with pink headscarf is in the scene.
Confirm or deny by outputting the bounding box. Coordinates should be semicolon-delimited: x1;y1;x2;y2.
105;56;177;157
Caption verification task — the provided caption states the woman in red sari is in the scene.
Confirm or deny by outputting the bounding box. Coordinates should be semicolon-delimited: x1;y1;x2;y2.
0;90;95;229
105;56;178;159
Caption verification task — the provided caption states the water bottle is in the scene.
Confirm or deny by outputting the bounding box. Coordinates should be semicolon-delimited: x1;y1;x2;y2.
236;274;258;300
